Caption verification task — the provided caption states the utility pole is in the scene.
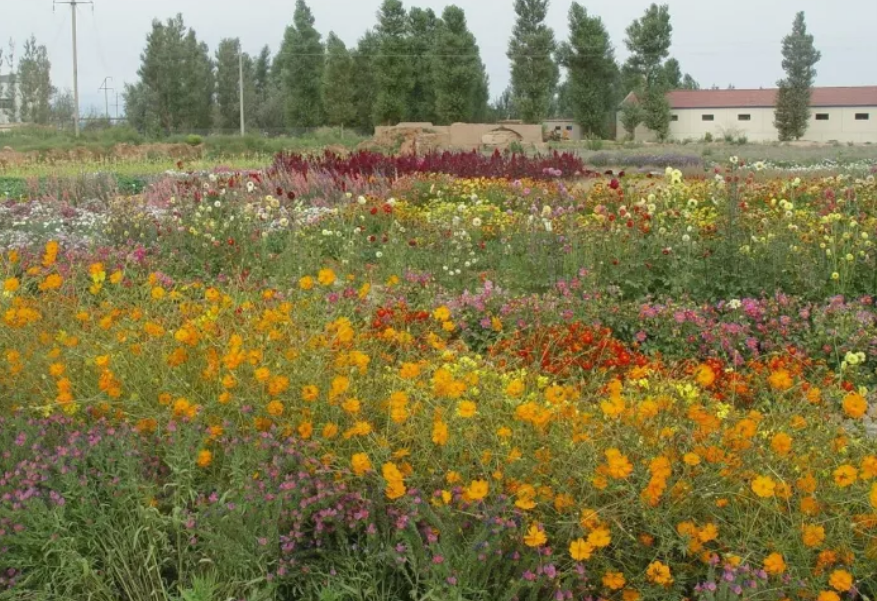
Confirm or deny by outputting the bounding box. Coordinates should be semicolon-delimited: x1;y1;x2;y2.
239;48;245;136
54;0;93;137
99;77;113;121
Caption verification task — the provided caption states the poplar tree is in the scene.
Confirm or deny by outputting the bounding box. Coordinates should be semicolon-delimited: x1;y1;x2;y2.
774;12;820;141
432;6;483;124
17;36;54;124
277;0;325;128
507;0;559;123
373;0;414;125
322;33;356;127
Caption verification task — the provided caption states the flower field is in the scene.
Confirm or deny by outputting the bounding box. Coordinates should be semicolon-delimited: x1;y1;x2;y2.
1;151;877;601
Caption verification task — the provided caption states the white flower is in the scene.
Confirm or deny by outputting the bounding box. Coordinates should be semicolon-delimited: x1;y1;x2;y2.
541;205;553;218
375;251;383;259
472;217;483;227
729;156;738;164
754;161;765;171
682;234;691;243
357;196;367;205
543;219;553;232
214;201;221;208
209;174;218;182
687;199;698;209
727;299;742;310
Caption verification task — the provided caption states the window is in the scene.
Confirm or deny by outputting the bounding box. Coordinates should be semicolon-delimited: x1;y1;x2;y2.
670;114;679;122
855;113;870;121
0;98;13;111
815;113;829;121
554;126;561;131
738;114;751;121
566;125;573;131
702;114;714;121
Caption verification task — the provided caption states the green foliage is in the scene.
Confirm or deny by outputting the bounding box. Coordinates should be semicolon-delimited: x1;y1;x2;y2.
407;8;440;123
322;33;357;128
277;0;326;128
558;3;617;138
373;0;415;125
681;73;700;90
774;12;821;141
623;3;672;88
507;0;560;124
619;100;643;139
214;38;257;132
124;14;214;135
642;86;671;141
432;6;486;124
352;31;380;131
16;35;53;125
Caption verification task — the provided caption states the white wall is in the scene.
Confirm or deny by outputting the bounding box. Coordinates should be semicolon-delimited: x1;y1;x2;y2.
617;106;877;143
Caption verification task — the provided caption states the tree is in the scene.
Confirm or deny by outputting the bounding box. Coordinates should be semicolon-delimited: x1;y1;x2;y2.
49;88;76;126
17;36;53;124
123;15;214;135
558;3;617;137
774;11;820;141
0;41;17;123
254;46;272;99
352;31;380;130
623;4;673;140
432;6;483;124
408;7;439;122
492;86;519;121
507;0;559;124
623;3;672;88
277;0;325;128
471;61;491;122
681;73;700;90
661;57;681;88
619;98;643;140
373;0;414;125
322;33;356;127
214;39;256;131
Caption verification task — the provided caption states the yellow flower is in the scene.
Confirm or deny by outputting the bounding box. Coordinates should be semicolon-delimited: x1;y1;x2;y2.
456;400;477;418
317;268;336;286
400;362;421;379
763;552;786;576
302;385;319;402
196;450;213;468
523;523;547;548
433;305;451;321
506;379;525;398
2;277;19;293
569;538;593;561
465;479;489;502
299;275;314;290
683;452;701;466
587;527;611;548
818;592;840;601
432;420;449;446
602;572;626;590
351;453;372;476
695;364;716;387
871;483;877;509
767;369;793;391
751;475;776;498
828;569;853;592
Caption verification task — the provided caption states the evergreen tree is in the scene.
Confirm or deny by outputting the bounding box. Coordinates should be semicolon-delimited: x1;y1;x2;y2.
471;61;491;122
373;0;414;125
681;73;700;90
214;39;256;132
558;3;617;137
662;57;682;88
254;46;272;99
507;0;559;124
322;33;356;127
277;0;325;128
432;6;483;124
619;99;643;140
623;4;673;140
124;15;214;135
352;31;380;130
408;7;439;122
17;36;53;124
493;86;519;121
774;11;820;141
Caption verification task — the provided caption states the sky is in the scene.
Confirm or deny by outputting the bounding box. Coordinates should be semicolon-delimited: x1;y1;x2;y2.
2;0;876;116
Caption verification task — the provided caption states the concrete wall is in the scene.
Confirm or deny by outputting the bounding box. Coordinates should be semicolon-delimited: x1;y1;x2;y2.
616;106;877;143
544;120;583;141
375;122;544;149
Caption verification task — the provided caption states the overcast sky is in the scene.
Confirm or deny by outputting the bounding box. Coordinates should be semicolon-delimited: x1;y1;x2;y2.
2;0;876;116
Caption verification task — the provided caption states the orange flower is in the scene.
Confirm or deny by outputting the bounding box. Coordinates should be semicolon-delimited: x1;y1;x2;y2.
605;448;633;479
317;268;336;286
569;538;593;561
456;400;477;418
817;592;840;601
763;552;786;576
432;420;449;446
523;523;547;548
768;369;793;391
833;464;858;487
299;275;314;290
770;432;793;456
266;400;284;417
802;524;826;548
871;483;877;509
302;385;319;402
602;572;626;590
196;449;213;468
587;527;612;548
646;561;673;586
828;569;853;592
842;392;868;419
695;364;716;387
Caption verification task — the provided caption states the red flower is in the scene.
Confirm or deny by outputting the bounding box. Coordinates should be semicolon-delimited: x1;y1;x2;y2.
609;179;620;190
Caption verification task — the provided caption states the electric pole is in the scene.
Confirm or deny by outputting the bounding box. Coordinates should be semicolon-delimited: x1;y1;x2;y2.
54;0;93;137
99;77;113;121
239;49;245;136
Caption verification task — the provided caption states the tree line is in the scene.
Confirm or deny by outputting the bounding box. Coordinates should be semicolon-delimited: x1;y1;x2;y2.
1;1;822;141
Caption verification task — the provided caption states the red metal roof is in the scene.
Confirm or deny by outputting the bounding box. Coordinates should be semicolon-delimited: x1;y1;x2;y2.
623;87;877;109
